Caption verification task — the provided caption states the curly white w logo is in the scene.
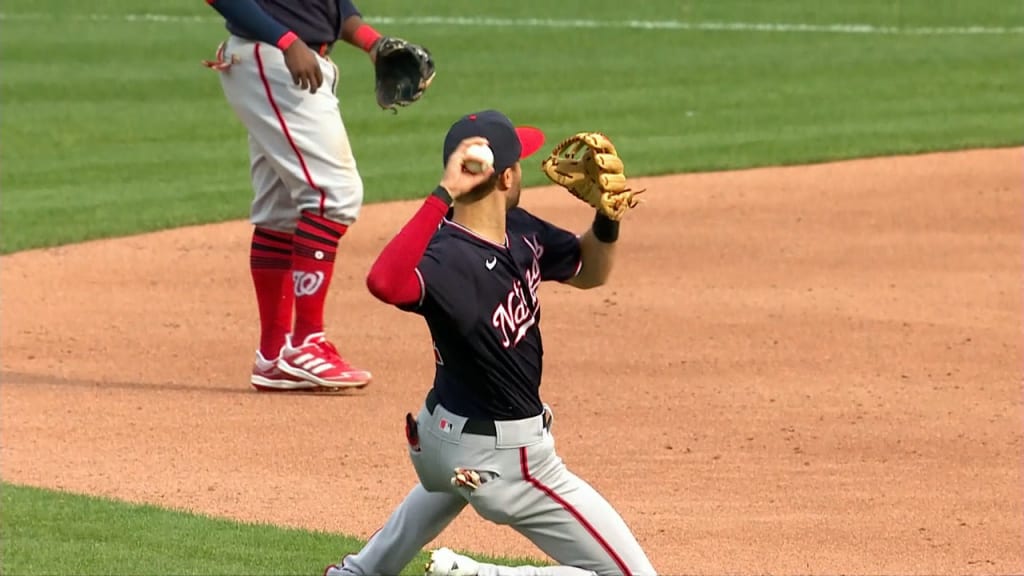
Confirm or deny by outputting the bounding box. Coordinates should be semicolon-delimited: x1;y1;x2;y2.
293;271;325;297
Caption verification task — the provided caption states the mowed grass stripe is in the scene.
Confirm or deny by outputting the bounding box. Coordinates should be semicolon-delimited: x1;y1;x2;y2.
3;0;1023;27
3;12;1023;36
1;483;543;576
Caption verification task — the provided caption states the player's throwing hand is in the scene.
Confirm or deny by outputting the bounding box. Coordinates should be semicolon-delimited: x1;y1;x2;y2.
283;39;324;93
439;137;495;198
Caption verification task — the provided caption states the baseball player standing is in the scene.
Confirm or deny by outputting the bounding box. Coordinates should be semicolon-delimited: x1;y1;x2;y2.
322;111;656;575
203;0;432;393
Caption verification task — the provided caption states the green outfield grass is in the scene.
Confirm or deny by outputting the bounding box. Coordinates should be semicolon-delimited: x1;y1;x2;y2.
1;1;1023;574
1;0;1022;253
0;483;539;575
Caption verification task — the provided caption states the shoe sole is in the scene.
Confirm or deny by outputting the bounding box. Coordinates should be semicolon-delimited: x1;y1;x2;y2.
251;382;365;394
251;375;319;390
275;362;372;389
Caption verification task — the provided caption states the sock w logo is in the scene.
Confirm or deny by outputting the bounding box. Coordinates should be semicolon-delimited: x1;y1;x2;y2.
293;271;325;297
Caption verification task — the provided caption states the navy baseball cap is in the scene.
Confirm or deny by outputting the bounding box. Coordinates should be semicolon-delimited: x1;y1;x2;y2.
442;110;545;173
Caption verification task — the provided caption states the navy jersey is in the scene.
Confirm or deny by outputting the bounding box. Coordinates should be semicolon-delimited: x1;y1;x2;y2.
225;0;344;46
402;208;582;420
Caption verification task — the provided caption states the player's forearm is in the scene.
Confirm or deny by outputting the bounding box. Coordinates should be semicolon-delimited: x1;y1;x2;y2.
366;189;451;305
206;0;297;50
338;2;382;52
570;213;619;289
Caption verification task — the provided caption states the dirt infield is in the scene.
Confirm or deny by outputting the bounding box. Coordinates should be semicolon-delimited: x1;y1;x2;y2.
1;148;1021;574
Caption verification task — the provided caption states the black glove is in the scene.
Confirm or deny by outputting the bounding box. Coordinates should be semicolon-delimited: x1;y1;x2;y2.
371;37;436;113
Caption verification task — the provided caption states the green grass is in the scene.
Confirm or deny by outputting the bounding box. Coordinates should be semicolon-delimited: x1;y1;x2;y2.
0;483;540;576
1;0;1022;253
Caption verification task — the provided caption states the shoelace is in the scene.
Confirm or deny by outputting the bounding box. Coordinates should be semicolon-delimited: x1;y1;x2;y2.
313;339;355;370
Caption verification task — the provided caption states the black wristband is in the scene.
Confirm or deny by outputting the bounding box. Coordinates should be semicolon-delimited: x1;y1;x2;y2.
592;212;620;243
431;185;453;205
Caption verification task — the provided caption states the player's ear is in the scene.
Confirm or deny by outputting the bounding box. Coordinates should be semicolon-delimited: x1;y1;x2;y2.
497;165;515;190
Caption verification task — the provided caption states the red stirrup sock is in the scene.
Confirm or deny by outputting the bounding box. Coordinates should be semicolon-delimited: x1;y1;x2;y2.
291;211;347;344
250;227;295;359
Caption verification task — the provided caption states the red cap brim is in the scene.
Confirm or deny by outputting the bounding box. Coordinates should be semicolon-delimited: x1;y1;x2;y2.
516;127;546;160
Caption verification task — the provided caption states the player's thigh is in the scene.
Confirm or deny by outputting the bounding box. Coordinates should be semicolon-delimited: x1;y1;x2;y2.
248;134;299;232
510;444;657;576
276;77;364;225
221;40;362;225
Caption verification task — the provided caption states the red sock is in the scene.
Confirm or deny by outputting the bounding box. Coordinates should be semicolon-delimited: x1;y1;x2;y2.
291;211;347;344
250;227;295;359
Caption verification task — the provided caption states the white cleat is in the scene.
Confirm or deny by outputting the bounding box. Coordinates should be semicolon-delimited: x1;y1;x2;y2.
425;547;480;576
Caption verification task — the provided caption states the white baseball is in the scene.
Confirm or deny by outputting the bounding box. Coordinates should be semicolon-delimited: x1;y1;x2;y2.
463;144;494;174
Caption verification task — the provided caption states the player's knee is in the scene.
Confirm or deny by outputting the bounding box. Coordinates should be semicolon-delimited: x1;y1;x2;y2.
250;215;298;234
310;183;364;226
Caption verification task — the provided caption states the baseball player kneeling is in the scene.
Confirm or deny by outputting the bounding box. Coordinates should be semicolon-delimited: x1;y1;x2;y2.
324;110;654;576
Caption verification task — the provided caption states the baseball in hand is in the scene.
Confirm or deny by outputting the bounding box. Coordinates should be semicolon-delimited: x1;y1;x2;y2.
463;144;494;174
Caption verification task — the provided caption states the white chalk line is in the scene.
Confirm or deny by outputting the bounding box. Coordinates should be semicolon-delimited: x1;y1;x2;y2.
0;12;1021;36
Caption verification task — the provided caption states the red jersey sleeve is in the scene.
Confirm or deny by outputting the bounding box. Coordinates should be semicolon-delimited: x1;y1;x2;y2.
365;194;450;306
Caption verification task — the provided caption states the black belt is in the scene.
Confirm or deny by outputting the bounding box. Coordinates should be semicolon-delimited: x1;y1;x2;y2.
425;389;497;436
229;32;332;56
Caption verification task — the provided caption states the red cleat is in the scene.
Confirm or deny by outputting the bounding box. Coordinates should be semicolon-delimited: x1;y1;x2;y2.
276;332;372;390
